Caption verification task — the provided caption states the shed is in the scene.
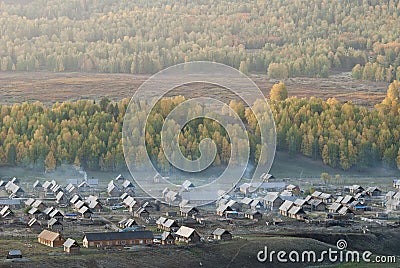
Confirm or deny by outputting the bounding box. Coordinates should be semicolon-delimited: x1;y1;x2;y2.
180;206;199;217
48;218;63;232
7;250;22;259
161;231;175;245
212;228;232;240
63;238;80;254
245;210;263;220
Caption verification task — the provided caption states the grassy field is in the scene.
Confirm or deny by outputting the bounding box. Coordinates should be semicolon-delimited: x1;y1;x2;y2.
0;71;389;107
0;233;398;268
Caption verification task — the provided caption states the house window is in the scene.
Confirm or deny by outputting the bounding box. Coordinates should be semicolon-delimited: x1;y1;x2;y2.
139;240;143;244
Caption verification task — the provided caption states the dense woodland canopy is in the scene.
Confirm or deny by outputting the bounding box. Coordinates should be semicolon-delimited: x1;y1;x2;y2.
0;0;399;80
1;81;400;172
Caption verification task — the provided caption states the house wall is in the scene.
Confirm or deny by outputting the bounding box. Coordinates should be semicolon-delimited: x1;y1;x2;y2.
83;238;153;248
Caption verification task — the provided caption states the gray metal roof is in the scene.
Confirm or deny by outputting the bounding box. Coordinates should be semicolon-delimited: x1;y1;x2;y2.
212;228;230;236
84;231;153;241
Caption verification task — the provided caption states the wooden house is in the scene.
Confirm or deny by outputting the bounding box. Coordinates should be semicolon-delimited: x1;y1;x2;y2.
365;187;382;197
240;197;253;209
286;184;300;194
28;218;42;232
328;202;343;213
212;228;232;241
28;207;41;219
180;206;199;218
175;226;201;243
161;231;175;245
63;238;80;254
49;209;64;222
288;206;306;220
32;200;47;210
78;206;92;218
134;207;149;218
263;193;283;211
308;199;326;211
279;200;294;216
56;191;68;204
245;210;263;220
38;230;65;247
0;206;14;218
48;218;63;232
160;218;179;232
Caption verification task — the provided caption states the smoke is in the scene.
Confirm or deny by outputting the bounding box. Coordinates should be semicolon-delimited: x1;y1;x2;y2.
79;169;88;181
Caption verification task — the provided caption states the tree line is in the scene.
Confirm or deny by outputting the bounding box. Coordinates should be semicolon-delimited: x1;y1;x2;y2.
1;81;400;172
0;0;399;79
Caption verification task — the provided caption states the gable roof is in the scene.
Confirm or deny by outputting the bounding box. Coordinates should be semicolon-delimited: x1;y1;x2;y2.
56;191;65;200
63;238;79;248
156;217;167;225
78;206;92;214
28;207;40;215
123;196;137;207
115;174;125;181
328;202;343;211
42;181;52;189
74;200;85;209
135;206;149;214
309;199;325;207
78;181;90;188
33;180;42;188
338;206;352;215
125;218;137;227
212;228;231;236
25;198;35;206
386;191;396;198
163;219;178;228
43;206;55;215
279;200;294;212
366;186;382;193
49;209;64;218
288;206;305;215
70;194;82;204
264;192;282;202
0;206;13;217
182;180;195;190
341;195;354;204
32;200;44;208
175;226;199;238
28;217;41;227
161;231;174;241
122;180;135;188
180;206;199;214
38;230;62;241
294;199;307;207
311;191;322;198
48;218;62;226
319;193;332;199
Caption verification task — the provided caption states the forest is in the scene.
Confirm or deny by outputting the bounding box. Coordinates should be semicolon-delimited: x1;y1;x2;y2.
0;0;399;81
0;81;400;173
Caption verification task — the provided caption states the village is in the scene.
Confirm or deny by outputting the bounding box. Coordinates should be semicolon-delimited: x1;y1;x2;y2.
0;172;400;263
